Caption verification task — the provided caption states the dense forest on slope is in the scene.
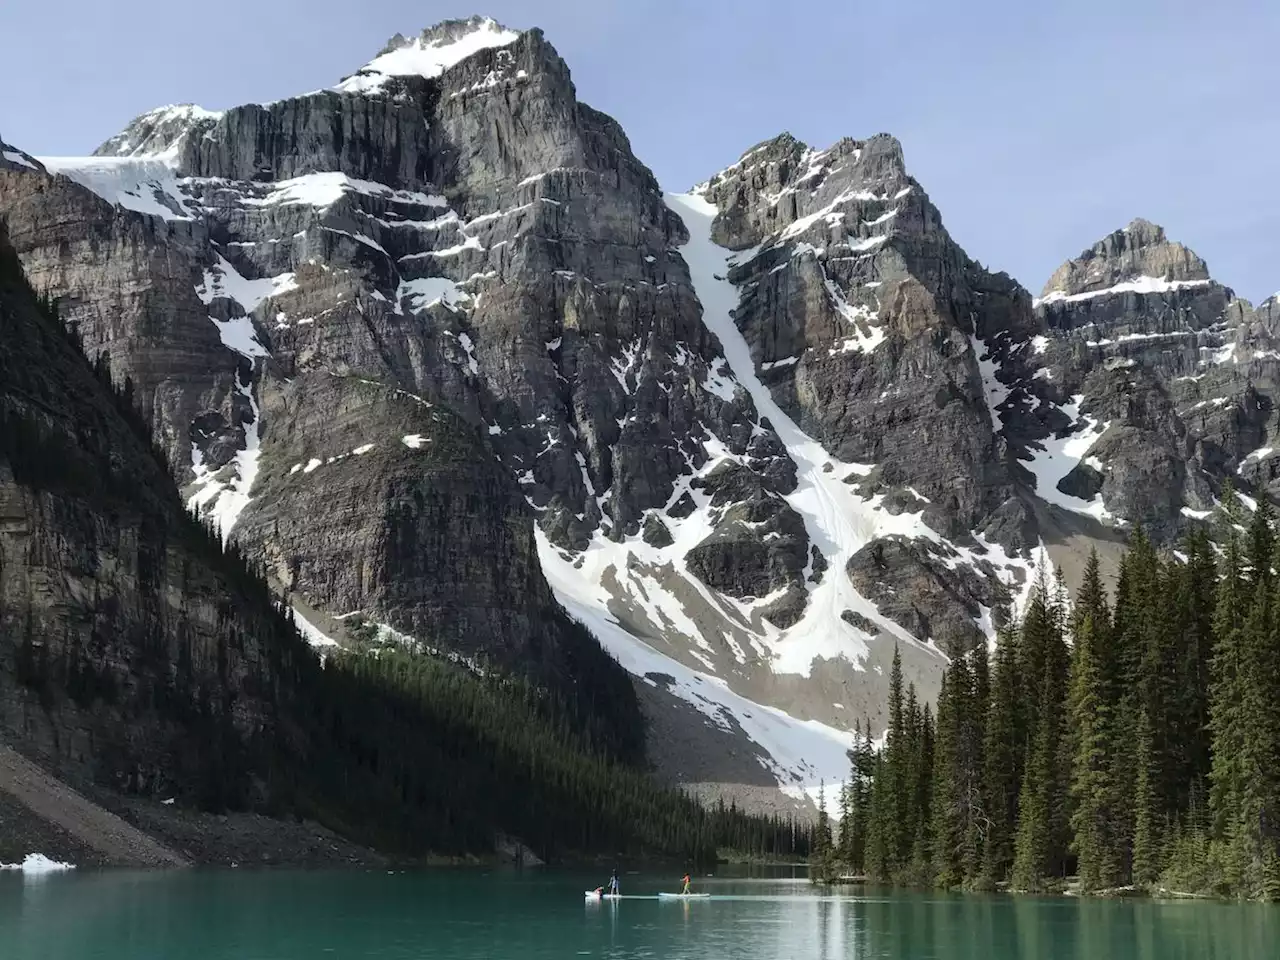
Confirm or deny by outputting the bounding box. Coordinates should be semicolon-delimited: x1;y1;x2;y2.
817;505;1280;899
0;237;807;864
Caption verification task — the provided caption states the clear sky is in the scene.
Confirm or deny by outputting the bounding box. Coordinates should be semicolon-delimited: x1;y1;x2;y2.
3;1;1277;301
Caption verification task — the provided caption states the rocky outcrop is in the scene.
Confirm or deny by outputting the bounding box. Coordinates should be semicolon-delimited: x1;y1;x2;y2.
685;463;809;614
1041;219;1210;298
1;138;42;174
846;537;1009;654
1028;219;1280;533
701;132;1038;547
0;168;243;477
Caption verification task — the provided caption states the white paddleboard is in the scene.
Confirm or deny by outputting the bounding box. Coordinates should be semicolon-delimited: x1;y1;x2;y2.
658;892;710;899
584;891;622;900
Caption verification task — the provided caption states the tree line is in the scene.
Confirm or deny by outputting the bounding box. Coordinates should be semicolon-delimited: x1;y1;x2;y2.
816;496;1280;899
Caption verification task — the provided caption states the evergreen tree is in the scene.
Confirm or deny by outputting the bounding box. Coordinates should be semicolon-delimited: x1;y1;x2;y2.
963;643;990;884
981;621;1023;887
845;721;874;873
1069;585;1123;892
865;751;892;880
837;777;852;863
1131;705;1162;886
812;781;835;881
1011;579;1070;892
930;665;963;888
1234;499;1280;892
1209;488;1248;843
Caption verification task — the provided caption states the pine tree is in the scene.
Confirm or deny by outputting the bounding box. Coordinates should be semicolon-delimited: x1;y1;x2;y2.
837;777;852;864
1234;499;1280;893
981;621;1023;887
1069;605;1122;892
865;751;891;880
812;781;834;882
1209;488;1248;844
1011;578;1070;892
963;644;990;885
849;721;874;873
1131;705;1162;887
930;664;964;888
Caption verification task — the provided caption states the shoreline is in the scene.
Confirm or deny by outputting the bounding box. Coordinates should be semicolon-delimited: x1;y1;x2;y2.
812;873;1254;905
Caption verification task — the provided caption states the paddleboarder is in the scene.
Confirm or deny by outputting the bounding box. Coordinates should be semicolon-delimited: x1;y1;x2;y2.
681;872;691;895
608;869;620;896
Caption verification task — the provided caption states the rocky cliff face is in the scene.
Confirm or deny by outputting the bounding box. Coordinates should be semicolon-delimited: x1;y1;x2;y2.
1027;219;1279;538
0;231;304;806
0;21;685;704
3;15;1276;798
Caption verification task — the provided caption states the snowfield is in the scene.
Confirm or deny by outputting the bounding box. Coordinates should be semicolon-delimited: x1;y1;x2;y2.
537;529;856;791
334;18;520;94
37;155;199;221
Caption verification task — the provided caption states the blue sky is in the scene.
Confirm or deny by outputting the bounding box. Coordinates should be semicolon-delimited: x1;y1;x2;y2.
3;1;1276;300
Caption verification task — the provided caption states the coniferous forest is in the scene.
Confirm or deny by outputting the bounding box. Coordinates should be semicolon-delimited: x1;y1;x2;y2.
818;503;1280;900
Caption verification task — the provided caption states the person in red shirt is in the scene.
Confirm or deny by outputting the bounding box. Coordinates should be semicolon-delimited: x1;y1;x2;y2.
681;872;691;895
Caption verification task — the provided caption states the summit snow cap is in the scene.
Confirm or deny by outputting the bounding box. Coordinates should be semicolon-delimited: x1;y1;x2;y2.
334;16;522;94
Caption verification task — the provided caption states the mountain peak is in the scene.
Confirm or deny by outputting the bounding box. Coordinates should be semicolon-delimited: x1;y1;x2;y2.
93;103;223;158
1039;218;1212;303
335;16;523;95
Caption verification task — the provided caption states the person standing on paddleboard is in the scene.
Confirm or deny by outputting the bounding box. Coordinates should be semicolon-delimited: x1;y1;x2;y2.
681;872;691;895
608;869;620;896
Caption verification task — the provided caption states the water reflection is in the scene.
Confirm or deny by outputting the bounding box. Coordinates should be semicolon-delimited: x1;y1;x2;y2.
2;869;1276;959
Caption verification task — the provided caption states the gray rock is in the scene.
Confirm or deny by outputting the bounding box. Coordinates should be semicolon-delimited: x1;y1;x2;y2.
1040;219;1210;299
641;513;674;547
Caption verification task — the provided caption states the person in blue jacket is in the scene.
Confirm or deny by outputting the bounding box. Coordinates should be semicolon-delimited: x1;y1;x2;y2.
608;869;620;896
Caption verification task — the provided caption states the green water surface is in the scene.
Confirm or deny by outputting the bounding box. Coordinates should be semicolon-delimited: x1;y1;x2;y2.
1;867;1276;958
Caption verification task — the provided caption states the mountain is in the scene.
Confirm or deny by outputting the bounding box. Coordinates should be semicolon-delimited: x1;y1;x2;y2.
1028;219;1280;534
0;225;786;865
2;15;1274;809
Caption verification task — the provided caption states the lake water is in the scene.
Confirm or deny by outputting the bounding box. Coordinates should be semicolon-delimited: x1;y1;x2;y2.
2;867;1276;959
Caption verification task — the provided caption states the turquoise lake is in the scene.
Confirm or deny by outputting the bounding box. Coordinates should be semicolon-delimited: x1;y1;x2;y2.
2;867;1276;958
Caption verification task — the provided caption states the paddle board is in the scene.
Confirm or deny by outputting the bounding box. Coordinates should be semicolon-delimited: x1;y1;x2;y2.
584;890;622;900
657;892;710;899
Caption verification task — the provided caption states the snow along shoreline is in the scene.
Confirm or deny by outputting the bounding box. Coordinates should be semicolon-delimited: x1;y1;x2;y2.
0;853;75;875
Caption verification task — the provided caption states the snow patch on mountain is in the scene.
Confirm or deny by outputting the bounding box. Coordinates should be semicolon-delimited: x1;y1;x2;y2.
241;172;449;211
399;276;470;312
536;529;856;791
2;149;37;170
292;608;339;649
335;17;521;94
1020;395;1115;523
187;369;263;542
198;254;298;316
970;335;1012;433
38;155;198;221
1036;276;1212;307
667;190;948;674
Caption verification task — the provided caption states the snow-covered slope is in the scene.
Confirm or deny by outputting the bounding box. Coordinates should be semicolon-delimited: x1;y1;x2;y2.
538;529;856;790
335;16;521;94
35;156;198;220
663;192;939;670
